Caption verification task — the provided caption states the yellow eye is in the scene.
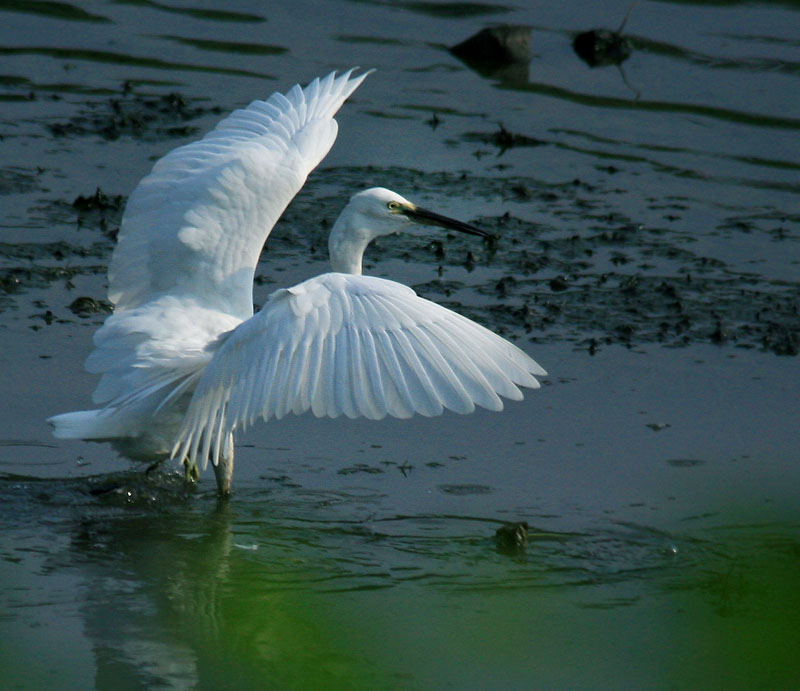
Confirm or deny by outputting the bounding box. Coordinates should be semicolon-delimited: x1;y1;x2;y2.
387;201;400;211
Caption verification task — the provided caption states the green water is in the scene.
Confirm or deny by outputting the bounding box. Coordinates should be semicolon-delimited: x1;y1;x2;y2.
1;0;798;688
3;466;798;688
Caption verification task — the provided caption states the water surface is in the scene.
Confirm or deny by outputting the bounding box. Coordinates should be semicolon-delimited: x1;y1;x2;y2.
1;1;798;688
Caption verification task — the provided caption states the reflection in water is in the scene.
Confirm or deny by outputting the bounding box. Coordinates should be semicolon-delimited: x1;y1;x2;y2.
68;482;231;687
2;472;799;687
61;476;390;688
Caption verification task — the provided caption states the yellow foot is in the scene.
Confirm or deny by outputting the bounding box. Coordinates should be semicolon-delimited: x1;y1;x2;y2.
183;458;199;483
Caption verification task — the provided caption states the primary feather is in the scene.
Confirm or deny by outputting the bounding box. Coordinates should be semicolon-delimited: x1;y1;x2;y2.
172;273;546;470
49;69;371;462
108;68;370;319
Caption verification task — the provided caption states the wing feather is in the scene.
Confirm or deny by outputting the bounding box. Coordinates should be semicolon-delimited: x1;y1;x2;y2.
335;322;358;419
374;329;416;419
424;320;503;411
172;273;546;470
76;70;370;427
296;319;323;415
406;324;473;414
351;294;387;419
253;332;285;422
107;69;371;321
386;327;443;417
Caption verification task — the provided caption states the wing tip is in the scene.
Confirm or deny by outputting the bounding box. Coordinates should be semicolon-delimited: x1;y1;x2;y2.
312;66;374;111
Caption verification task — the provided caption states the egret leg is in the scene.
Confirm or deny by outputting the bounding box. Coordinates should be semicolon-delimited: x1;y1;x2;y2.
183;457;199;483
212;453;233;496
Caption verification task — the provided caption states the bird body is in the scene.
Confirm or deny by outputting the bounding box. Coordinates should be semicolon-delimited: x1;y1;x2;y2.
49;70;546;495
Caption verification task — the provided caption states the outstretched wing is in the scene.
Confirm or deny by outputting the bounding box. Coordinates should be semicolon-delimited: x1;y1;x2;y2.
172;273;547;469
107;69;371;321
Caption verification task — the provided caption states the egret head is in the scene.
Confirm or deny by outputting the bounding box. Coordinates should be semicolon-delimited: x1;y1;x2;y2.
330;187;491;274
350;187;489;238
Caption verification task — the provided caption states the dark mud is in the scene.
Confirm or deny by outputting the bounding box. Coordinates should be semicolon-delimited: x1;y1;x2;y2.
46;87;222;141
461;124;545;154
267;166;800;356
3;148;798;356
4;58;798;356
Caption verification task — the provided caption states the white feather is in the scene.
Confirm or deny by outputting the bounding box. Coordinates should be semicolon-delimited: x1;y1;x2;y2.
50;70;371;462
108;68;370;320
172;273;546;471
49;71;547;495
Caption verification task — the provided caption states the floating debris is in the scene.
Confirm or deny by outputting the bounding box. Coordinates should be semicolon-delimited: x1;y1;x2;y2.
450;25;531;66
463;124;544;155
68;296;112;318
573;1;637;67
495;521;529;554
450;25;531;82
49;87;220;141
573;28;632;67
71;187;125;238
666;458;704;468
72;187;124;214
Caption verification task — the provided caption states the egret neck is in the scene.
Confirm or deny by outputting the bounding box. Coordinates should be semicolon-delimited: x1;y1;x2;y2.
328;207;380;275
328;187;492;277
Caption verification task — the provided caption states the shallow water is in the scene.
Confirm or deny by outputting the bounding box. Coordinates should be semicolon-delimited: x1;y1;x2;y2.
1;1;799;688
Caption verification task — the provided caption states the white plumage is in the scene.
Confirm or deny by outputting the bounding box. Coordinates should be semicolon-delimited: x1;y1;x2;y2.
107;69;363;319
172;272;544;471
49;69;546;494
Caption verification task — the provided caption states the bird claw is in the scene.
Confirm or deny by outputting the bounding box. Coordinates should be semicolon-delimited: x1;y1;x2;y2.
183;458;199;483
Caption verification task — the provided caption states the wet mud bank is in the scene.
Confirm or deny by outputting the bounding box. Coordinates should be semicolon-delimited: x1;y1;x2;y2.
4;158;797;358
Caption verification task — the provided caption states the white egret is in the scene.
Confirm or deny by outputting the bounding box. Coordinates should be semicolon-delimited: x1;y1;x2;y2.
49;69;546;495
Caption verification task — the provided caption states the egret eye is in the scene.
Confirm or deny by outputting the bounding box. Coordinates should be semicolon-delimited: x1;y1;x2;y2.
387;201;401;211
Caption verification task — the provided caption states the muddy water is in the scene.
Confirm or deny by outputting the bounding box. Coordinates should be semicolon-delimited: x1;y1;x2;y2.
1;1;798;688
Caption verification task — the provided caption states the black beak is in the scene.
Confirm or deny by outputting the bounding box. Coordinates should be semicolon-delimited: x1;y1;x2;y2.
405;205;492;238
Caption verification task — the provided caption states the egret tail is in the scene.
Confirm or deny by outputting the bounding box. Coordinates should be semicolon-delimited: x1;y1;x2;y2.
49;409;127;441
